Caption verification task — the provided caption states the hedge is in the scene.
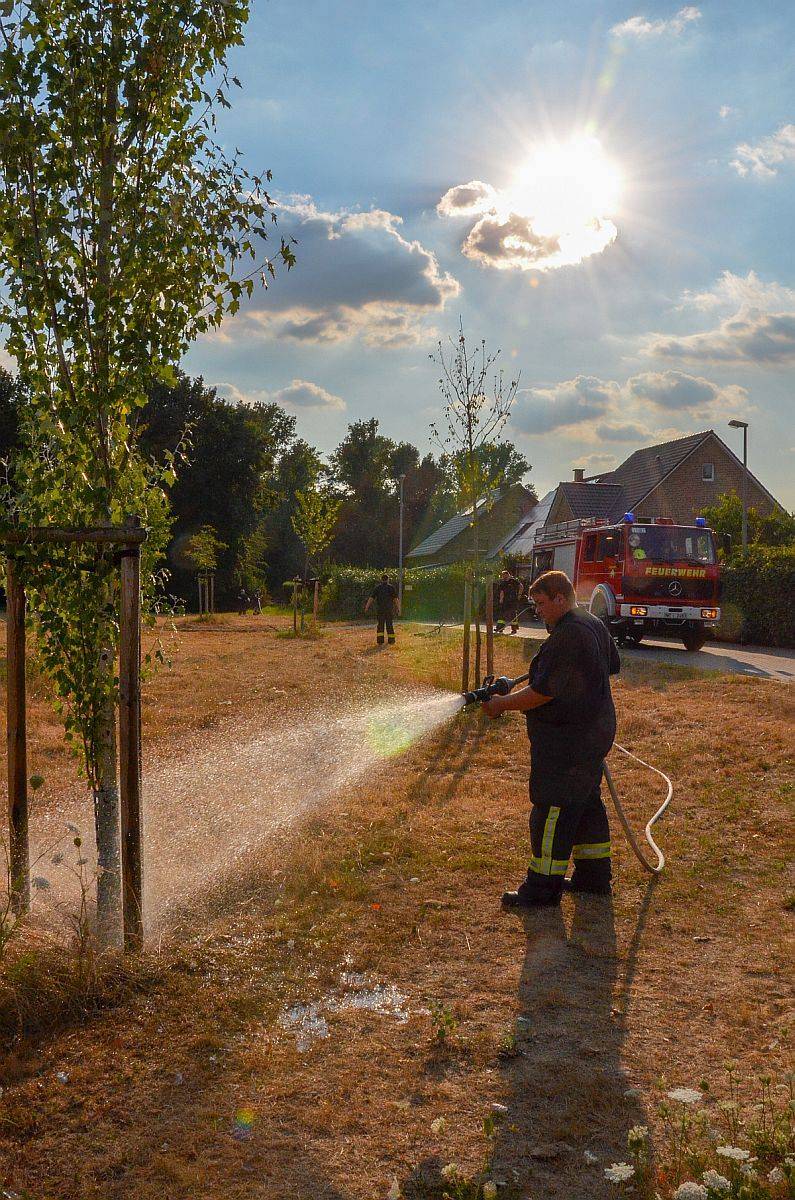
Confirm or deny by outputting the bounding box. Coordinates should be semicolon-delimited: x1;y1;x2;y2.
320;564;476;622
717;545;795;647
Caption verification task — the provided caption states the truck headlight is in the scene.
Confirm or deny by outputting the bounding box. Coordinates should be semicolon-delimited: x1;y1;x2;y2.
629;606;647;617
701;608;718;619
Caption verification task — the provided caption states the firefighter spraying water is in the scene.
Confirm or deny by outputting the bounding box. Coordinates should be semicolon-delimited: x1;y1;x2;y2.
463;569;672;905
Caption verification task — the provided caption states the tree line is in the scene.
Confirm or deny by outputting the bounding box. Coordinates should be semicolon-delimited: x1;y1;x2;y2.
0;366;532;607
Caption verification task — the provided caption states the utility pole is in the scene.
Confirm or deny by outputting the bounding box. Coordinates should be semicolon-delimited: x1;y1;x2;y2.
398;473;406;611
728;419;749;554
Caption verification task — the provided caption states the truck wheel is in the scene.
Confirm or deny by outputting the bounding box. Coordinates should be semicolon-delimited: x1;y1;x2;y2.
626;630;644;646
682;630;707;652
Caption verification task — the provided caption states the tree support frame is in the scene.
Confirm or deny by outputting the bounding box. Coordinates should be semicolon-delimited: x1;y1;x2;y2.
4;519;146;950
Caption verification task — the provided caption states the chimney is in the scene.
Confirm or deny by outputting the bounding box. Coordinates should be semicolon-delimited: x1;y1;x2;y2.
573;468;585;482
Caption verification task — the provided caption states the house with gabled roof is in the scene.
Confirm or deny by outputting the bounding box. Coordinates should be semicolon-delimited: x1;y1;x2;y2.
498;431;783;563
545;429;782;527
408;431;783;569
406;483;535;568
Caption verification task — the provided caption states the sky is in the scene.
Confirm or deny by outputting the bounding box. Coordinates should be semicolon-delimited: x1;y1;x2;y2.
184;0;795;507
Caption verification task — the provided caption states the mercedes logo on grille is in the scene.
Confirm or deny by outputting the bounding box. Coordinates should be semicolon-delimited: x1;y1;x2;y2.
667;580;683;597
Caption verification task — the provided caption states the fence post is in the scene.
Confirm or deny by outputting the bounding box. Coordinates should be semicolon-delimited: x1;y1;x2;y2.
119;525;143;951
6;556;29;914
461;572;472;694
485;572;494;677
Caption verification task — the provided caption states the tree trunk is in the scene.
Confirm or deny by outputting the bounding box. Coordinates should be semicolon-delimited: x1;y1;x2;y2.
472;499;482;683
462;573;472;693
485;573;494;677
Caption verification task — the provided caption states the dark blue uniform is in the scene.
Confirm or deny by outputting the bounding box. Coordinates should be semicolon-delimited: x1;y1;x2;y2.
518;609;620;901
371;580;398;645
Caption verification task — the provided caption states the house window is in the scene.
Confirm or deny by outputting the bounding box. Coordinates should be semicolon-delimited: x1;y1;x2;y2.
702;462;715;481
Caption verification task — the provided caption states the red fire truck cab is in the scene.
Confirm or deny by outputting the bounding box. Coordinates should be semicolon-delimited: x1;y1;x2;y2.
527;513;721;651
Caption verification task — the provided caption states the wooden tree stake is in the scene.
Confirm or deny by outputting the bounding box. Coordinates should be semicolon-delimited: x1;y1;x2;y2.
6;557;29;914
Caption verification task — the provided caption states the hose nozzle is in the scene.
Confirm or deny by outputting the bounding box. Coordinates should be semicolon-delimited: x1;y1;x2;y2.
463;673;527;706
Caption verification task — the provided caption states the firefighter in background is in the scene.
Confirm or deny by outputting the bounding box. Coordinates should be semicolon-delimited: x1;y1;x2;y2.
364;571;401;645
483;569;620;906
494;567;524;634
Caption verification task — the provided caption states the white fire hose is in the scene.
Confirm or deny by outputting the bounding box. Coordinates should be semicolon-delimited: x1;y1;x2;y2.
604;743;673;873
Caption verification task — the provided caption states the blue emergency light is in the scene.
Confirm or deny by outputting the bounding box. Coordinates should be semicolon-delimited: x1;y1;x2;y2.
623;512;635;523
695;516;706;527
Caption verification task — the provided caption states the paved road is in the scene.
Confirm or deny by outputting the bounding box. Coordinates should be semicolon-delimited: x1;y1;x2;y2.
423;622;794;682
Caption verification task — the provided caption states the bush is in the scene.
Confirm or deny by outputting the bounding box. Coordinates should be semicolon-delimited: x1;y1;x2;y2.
718;545;795;647
320;564;474;623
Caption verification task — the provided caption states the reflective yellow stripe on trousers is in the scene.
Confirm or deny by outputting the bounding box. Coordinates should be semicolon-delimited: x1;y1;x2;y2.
572;841;611;860
530;806;567;876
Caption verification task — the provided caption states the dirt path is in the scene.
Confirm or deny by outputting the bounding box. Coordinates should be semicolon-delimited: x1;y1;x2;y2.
0;619;792;1199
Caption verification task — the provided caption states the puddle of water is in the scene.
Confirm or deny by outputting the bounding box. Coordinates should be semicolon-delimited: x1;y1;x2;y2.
278;1002;330;1052
278;971;410;1050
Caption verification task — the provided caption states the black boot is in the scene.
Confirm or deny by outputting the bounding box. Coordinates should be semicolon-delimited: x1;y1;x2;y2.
502;877;563;908
562;870;612;896
502;890;560;908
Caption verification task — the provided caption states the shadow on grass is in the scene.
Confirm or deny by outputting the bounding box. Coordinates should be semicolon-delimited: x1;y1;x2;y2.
484;889;651;1199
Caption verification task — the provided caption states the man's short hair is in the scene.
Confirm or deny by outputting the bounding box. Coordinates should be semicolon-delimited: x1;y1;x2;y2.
529;570;575;602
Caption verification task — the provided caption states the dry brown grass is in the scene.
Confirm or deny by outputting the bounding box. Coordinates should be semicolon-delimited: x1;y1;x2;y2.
0;615;792;1199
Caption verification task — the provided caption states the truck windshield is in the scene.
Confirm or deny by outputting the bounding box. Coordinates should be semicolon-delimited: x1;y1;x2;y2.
626;525;716;565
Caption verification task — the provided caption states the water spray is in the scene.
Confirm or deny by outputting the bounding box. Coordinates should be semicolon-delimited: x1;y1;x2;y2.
462;673;672;874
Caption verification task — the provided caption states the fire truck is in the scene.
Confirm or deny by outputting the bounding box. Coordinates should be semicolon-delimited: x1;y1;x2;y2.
525;513;721;651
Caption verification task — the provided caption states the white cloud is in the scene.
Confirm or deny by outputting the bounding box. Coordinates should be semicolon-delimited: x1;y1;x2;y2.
272;379;346;410
462;212;564;272
513;376;620;434
644;272;795;365
719;105;735;120
216;378;346;412
211;197;459;348
580;452;619;471
437;136;620;274
627;370;746;410
678;270;795;313
512;369;747;439
610;6;701;39
731;123;795;178
436;180;499;218
645;309;795;364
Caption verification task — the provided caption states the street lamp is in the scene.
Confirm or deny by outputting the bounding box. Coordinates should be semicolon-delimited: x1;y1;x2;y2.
728;419;749;554
398;473;406;610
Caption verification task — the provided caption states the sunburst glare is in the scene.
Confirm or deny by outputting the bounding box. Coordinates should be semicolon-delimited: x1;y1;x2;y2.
437;132;624;273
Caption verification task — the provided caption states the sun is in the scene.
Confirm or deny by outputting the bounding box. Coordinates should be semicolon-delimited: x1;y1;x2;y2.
507;135;623;237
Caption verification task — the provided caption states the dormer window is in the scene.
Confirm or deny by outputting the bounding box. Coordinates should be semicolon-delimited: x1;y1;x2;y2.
702;462;715;481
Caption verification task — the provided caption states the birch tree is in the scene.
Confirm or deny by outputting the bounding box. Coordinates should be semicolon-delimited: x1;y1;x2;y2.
0;0;293;942
430;323;519;680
